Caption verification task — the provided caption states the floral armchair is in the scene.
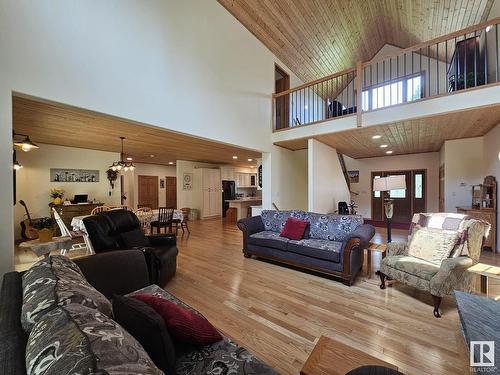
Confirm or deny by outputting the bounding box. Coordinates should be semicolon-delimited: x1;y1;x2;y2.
379;213;490;318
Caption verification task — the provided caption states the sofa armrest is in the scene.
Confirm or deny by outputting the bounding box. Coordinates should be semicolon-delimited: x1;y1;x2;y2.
147;233;176;247
429;256;475;297
347;224;375;248
237;216;265;236
386;242;408;257
74;250;150;299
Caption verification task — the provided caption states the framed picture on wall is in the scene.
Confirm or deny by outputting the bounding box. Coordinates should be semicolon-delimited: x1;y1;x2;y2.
183;173;193;190
348;170;359;183
50;168;99;182
160;178;165;189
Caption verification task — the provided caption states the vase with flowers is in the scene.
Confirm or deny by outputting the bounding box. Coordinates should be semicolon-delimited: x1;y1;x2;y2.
50;188;64;205
33;217;56;242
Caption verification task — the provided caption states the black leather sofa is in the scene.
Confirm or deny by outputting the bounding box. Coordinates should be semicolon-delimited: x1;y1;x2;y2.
83;209;178;287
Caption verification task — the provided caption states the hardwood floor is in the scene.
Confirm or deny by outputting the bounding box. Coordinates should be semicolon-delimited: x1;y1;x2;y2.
14;219;500;374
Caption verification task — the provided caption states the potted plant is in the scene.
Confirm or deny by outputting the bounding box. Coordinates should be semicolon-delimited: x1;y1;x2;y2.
50;188;64;205
33;217;56;242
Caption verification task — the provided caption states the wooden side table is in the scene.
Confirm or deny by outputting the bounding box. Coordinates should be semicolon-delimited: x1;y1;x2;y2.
301;336;398;375
365;242;387;278
467;263;500;296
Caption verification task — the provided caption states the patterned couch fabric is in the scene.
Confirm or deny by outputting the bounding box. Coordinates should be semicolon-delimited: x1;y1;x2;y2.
249;231;290;251
25;303;162;375
288;239;343;262
307;213;363;241
128;285;278;375
260;210;304;232
21;255;112;333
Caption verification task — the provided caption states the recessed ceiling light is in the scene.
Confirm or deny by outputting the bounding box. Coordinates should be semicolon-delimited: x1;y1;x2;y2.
150;154;155;158
126;157;133;161
386;150;393;154
380;144;388;148
247;158;253;162
232;156;238;159
168;161;174;165
372;135;382;139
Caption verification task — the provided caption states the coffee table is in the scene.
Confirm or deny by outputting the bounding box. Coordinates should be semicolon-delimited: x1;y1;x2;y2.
301;336;398;375
365;242;387;278
19;236;73;258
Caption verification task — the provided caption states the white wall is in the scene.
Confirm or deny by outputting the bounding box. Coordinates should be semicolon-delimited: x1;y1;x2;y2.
483;123;500;246
270;146;308;211
443;137;485;211
308;139;350;213
344;152;440;219
14;143;121;239
0;0;304;275
131;163;176;209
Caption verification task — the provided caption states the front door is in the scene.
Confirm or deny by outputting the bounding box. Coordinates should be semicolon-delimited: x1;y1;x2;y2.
165;176;177;208
138;175;159;209
371;170;426;224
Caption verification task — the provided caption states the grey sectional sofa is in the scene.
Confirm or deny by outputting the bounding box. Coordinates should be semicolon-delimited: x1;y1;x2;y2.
237;210;375;285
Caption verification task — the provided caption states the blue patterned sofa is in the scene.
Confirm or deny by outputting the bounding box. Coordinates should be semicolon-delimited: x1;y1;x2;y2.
237;210;375;285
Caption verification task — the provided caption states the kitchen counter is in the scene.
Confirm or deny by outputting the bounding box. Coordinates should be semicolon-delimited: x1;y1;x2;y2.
227;199;262;220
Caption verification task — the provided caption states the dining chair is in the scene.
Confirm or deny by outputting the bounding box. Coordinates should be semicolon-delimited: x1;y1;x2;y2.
110;205;131;211
151;207;174;234
174;207;191;235
51;208;93;255
90;205;111;215
134;207;153;234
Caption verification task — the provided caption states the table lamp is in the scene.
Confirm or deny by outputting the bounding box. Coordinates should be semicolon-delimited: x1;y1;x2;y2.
373;175;406;242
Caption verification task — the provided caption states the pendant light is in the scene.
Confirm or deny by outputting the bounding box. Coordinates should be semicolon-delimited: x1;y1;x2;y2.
13;132;39;152
109;137;135;172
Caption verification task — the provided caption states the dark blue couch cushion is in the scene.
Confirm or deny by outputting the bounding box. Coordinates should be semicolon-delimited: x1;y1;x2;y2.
249;231;289;251
287;239;343;263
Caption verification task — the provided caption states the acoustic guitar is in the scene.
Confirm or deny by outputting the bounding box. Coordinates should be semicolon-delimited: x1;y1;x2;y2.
19;200;38;240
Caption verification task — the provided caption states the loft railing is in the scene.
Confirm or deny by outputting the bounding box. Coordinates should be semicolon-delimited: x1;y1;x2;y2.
273;17;500;132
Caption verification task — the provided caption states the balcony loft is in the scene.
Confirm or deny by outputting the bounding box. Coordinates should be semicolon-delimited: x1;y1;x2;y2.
272;17;500;158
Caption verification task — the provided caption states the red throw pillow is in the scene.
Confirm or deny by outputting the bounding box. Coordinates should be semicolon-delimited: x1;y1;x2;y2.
280;217;309;240
132;294;222;346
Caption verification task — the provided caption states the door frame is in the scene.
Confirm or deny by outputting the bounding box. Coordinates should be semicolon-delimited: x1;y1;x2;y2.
371;169;427;223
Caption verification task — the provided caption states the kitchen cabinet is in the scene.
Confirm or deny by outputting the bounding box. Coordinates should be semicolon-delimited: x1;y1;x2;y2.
197;168;222;219
220;167;235;181
236;172;257;188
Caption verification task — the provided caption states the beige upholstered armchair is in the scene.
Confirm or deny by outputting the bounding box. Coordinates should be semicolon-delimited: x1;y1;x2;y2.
379;213;490;318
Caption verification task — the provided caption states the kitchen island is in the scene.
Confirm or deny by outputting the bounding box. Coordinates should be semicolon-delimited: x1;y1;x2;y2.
227;198;262;221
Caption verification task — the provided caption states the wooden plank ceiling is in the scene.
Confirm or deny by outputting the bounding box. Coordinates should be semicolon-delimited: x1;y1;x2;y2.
218;0;494;83
274;104;500;158
13;95;261;167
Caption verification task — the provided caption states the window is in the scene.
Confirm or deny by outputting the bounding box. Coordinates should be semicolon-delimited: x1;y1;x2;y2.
362;74;422;111
373;175;381;198
415;173;423;199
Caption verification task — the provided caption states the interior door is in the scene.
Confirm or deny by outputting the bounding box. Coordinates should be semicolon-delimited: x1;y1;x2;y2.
138;175;159;209
165;176;177;208
275;65;290;130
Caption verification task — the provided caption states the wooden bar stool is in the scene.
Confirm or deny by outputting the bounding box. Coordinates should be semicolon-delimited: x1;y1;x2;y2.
225;207;237;223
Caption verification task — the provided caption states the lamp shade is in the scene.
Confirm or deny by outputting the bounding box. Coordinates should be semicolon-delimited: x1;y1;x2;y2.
373;175;406;191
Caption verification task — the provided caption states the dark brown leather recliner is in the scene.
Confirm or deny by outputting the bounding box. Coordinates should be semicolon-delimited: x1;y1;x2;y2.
83;209;178;287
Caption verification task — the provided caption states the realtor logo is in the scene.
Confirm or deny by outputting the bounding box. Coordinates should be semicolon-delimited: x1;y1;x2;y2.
470;341;495;367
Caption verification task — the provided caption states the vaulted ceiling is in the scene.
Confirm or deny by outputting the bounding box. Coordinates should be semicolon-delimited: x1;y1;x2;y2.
218;0;495;83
